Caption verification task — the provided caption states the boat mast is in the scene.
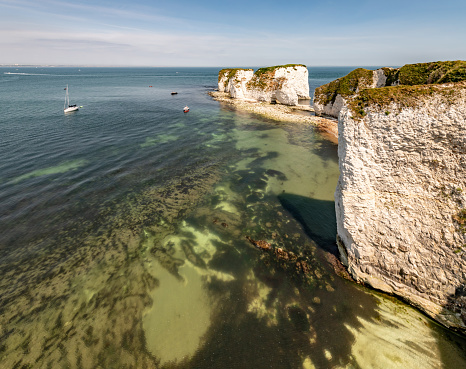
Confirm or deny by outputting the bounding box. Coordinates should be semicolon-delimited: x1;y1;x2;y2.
64;84;69;109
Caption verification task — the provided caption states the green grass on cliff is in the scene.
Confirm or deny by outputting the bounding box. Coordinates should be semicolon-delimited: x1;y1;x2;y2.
381;67;400;86
397;60;466;85
314;61;466;109
348;81;465;119
314;68;374;106
253;64;306;76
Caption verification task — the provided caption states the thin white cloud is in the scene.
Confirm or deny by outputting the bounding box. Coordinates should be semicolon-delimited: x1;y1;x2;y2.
1;0;465;66
0;0;215;33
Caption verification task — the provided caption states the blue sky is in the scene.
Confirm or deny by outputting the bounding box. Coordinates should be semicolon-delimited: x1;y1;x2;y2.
1;0;465;67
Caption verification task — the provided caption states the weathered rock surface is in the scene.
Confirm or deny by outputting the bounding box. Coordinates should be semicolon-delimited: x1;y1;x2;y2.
218;65;310;106
218;68;254;99
335;81;466;333
315;61;466;118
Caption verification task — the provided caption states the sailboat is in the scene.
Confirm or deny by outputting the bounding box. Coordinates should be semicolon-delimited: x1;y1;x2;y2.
64;85;79;113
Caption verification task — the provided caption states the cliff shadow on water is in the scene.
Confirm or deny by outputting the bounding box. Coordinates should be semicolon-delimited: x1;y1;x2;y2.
173;211;383;369
276;192;466;367
278;193;338;255
428;316;466;369
430;287;466;365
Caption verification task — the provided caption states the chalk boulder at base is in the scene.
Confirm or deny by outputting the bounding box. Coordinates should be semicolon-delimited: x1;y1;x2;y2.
217;65;310;106
335;81;466;333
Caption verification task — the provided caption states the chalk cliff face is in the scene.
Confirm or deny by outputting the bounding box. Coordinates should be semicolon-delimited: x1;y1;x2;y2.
218;69;254;99
218;65;310;106
335;82;466;332
315;61;466;118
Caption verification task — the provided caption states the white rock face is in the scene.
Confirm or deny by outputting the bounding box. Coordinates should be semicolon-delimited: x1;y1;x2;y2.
218;66;310;106
371;68;388;88
314;94;346;117
335;83;466;332
218;69;254;99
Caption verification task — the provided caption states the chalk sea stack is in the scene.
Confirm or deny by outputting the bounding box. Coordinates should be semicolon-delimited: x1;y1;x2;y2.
218;64;310;106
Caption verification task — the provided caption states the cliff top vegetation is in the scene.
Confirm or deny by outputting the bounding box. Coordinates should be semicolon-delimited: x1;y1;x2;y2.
314;68;374;106
396;60;466;85
253;64;306;76
348;80;466;119
315;61;466;109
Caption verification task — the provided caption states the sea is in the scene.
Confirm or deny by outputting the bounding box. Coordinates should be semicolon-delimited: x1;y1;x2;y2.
0;66;465;369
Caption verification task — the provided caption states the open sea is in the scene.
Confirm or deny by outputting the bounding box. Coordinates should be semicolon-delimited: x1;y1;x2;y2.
1;67;465;369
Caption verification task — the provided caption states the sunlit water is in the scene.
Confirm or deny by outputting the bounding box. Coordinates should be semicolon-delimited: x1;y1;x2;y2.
0;67;465;369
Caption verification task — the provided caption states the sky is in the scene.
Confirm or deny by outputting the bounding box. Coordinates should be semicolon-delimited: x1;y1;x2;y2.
0;0;465;67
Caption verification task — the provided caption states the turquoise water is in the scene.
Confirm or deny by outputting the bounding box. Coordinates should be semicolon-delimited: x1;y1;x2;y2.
0;67;465;368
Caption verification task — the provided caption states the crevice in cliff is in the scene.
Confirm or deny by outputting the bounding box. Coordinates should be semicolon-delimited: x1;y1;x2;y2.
336;234;349;267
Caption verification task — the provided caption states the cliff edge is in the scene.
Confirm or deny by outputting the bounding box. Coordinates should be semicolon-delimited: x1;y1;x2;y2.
336;81;466;333
315;61;466;118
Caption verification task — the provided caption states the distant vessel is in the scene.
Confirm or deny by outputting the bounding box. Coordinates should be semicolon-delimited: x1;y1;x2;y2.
183;105;189;113
171;92;178;95
64;85;78;113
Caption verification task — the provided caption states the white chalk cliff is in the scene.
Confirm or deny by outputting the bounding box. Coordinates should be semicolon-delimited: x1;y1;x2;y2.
314;61;466;119
218;69;254;99
335;82;466;332
314;68;392;118
218;65;310;106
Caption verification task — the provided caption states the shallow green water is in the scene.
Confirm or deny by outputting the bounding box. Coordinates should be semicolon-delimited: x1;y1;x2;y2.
0;67;465;369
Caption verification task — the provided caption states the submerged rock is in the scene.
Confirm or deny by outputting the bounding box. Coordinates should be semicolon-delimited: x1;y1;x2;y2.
245;235;328;287
246;236;272;251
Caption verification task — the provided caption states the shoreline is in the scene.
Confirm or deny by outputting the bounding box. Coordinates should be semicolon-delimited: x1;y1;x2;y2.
208;91;338;144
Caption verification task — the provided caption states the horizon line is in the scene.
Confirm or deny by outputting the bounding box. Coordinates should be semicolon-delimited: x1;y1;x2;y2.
0;64;400;68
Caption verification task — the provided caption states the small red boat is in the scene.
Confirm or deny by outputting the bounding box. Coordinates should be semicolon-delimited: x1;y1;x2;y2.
183;105;189;113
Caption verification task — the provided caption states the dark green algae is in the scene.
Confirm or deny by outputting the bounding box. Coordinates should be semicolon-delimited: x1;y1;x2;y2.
0;123;378;369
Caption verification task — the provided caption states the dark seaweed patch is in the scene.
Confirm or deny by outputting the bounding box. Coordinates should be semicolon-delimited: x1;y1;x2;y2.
288;305;311;332
265;169;288;181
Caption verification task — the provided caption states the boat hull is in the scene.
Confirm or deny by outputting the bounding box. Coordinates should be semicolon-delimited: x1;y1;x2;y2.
64;106;79;113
